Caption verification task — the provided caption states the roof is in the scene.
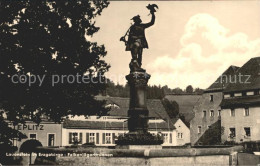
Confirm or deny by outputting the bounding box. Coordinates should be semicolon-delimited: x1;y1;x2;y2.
63;120;175;131
220;95;260;108
95;96;170;120
224;57;260;92
164;94;201;122
205;65;240;92
63;96;176;131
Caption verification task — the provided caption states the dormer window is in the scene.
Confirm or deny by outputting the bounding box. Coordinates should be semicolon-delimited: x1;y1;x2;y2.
234;93;242;97
224;94;231;98
246;91;254;96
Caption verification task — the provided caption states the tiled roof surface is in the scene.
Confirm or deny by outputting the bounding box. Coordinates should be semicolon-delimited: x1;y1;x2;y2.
220;95;260;108
224;57;260;92
63;96;176;130
95;96;170;120
63;120;176;131
206;65;240;92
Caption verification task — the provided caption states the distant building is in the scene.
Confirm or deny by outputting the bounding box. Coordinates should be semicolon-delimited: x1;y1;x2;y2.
221;57;260;143
172;118;190;145
190;66;239;145
5;96;190;149
8;120;63;149
62;97;190;147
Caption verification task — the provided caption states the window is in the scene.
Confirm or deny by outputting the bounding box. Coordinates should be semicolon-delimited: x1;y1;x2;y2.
234;93;242;97
229;128;236;139
244;127;251;138
198;126;202;134
177;133;183;139
105;133;112;144
210;110;214;117
210;95;214;102
162;133;169;143
203;110;206;117
69;132;82;144
231;109;235;117
89;133;95;143
218;110;221;117
224;94;231;98
244;108;249;116
246;91;254;96
29;133;37;140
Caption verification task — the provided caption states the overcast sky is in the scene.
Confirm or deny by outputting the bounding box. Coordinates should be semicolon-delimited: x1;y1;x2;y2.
92;1;260;89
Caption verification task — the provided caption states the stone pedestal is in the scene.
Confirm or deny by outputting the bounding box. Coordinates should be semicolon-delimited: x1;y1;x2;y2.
116;69;163;146
126;70;150;134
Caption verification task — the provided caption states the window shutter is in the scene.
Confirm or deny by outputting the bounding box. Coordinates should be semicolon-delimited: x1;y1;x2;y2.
112;133;115;144
86;133;89;143
96;133;99;144
79;133;82;144
102;133;105;144
69;133;73;144
169;133;172;144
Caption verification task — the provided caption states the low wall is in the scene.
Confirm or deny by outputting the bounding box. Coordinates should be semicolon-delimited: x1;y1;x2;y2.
34;146;243;165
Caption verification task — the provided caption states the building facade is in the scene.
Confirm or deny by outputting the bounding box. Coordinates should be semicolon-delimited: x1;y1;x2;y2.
221;57;260;143
9;120;63;149
6;96;191;149
173;118;190;145
62;97;191;147
62;118;177;147
190;66;239;145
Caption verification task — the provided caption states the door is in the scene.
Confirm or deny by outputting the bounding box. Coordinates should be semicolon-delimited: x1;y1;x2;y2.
48;134;55;146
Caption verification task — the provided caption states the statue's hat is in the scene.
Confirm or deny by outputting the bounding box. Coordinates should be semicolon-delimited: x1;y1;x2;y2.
131;15;140;21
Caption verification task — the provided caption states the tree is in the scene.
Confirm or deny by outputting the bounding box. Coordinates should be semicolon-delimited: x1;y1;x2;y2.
178;113;189;128
185;85;194;94
161;98;179;119
172;88;184;94
0;1;110;163
194;88;204;94
0;1;110;122
0;112;27;165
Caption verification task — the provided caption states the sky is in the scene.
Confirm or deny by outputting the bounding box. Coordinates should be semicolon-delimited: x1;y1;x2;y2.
92;1;260;89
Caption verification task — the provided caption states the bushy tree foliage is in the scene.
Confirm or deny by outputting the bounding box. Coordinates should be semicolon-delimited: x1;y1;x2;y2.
0;1;110;123
0;1;109;163
161;98;179;119
185;85;194;94
0;112;27;164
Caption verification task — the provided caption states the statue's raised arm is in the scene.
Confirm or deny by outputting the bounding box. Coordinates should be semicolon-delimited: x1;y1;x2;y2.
120;4;158;72
143;4;157;28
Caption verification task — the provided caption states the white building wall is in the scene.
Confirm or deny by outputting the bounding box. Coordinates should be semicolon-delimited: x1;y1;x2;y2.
174;119;190;145
221;106;260;143
62;128;177;147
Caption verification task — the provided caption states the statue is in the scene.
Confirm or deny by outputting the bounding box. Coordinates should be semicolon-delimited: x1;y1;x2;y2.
116;4;164;147
120;4;158;72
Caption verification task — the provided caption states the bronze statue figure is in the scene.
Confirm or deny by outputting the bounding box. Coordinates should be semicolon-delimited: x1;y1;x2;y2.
120;4;158;72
